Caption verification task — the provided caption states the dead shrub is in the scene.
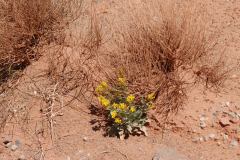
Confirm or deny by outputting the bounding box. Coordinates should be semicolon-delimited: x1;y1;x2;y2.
105;0;226;122
46;3;102;105
0;0;83;87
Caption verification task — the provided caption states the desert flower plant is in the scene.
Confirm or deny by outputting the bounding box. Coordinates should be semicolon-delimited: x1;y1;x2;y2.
96;77;155;139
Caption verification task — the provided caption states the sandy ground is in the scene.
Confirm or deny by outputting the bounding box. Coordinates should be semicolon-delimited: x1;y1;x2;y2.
0;0;240;160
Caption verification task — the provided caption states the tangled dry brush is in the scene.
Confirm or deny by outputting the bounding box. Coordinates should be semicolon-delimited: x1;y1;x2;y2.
0;0;231;130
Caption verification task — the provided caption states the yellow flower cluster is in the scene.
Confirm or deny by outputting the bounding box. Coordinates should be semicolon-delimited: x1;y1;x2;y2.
98;96;110;107
126;94;135;103
112;102;136;113
110;110;122;124
96;81;108;94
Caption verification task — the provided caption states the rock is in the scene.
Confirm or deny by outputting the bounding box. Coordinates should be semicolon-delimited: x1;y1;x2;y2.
10;144;18;151
199;137;204;142
222;134;229;142
200;121;207;129
227;112;237;118
57;113;64;116
230;139;239;147
225;102;230;107
200;116;207;121
5;142;12;148
83;137;88;142
3;139;11;145
208;134;216;140
219;117;231;127
152;147;189;160
237;113;240;118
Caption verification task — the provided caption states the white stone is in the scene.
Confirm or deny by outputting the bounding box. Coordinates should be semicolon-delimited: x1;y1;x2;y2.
11;144;18;151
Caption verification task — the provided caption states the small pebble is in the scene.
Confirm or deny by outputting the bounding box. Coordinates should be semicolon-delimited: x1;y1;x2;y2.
83;137;88;142
200;117;207;121
237;113;240;118
11;144;18;151
3;139;11;145
223;134;229;142
5;142;12;148
200;121;207;129
225;102;230;107
219;117;231;127
199;137;204;142
208;134;216;140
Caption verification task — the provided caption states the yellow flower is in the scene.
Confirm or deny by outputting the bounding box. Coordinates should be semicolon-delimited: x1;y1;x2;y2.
118;77;126;85
126;94;135;103
98;96;110;107
115;118;122;124
119;103;127;110
111;110;117;118
100;81;108;88
147;93;155;101
95;81;108;94
112;103;119;109
130;106;136;113
96;85;104;94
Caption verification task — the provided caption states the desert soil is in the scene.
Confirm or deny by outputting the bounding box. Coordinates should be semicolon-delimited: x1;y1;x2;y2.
0;0;240;160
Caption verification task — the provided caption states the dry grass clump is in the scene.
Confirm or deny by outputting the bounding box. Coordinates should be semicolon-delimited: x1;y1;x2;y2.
46;5;102;104
46;45;95;97
0;0;83;87
107;0;227;121
194;56;231;90
114;1;214;75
